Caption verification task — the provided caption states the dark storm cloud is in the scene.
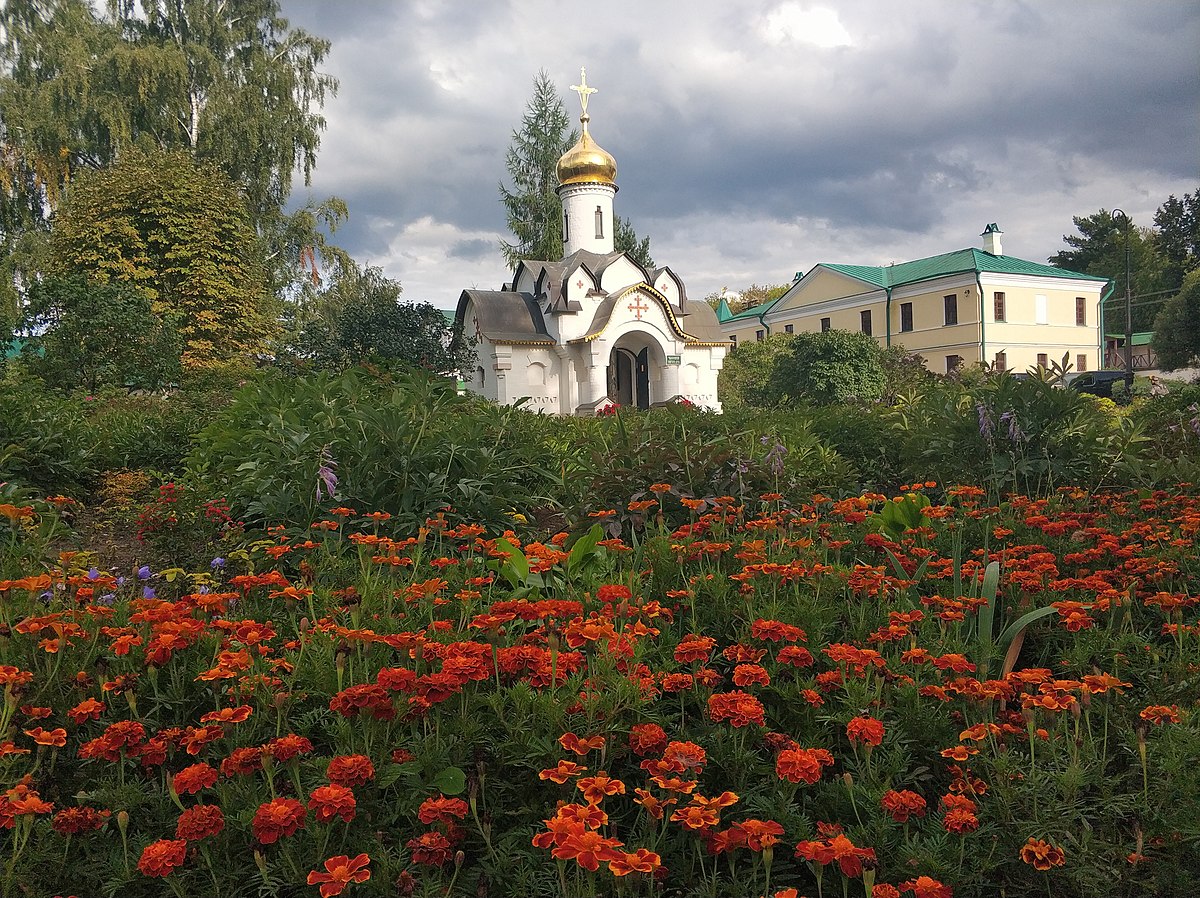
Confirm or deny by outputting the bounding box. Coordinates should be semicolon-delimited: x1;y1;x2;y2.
278;0;1199;303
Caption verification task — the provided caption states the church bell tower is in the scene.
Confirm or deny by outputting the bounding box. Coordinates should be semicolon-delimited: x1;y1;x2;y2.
557;68;617;257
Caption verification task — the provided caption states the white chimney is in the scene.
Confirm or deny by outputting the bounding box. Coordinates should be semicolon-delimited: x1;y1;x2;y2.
981;223;1003;255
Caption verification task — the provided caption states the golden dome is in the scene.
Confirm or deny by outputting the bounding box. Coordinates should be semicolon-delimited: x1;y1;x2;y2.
557;116;617;186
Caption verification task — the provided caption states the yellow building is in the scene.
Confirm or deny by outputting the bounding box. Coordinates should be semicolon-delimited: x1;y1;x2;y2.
718;225;1113;375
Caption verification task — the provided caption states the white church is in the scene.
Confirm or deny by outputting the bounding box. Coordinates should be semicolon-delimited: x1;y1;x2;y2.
455;71;727;415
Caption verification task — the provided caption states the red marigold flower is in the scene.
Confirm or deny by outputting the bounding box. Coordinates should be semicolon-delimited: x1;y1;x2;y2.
596;584;632;603
329;684;395;720
251;797;306;844
776;746;835;785
846;715;885;747
776;645;815;668
417;795;469;825
407;831;453;866
172;762;218;796
52;806;110;835
307;852;371;897
309;784;357;824
732;663;770;687
881;789;927;823
874;885;903;898
900;874;954;898
265;734;314;762
750;619;806;643
326;754;375;787
221;746;265;777
175;805;224;841
199;705;253;725
828;833;876;877
674;635;716;664
628;723;667;757
942;808;979;835
708;691;766;728
1020;837;1065;870
137;839;187;877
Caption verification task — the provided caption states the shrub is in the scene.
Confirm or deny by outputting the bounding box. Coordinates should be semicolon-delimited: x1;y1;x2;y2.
771;329;887;405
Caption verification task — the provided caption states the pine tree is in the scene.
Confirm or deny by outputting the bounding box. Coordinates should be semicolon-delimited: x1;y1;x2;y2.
498;70;575;266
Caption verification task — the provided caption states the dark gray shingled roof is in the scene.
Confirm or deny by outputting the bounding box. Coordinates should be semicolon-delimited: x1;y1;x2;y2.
454;290;554;344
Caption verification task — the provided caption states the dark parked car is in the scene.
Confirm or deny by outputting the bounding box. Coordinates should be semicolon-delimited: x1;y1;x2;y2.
1067;370;1127;397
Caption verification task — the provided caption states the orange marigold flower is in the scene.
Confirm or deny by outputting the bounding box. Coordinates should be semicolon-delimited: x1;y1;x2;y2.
559;732;606;755
417;795;469;825
674;635;716;664
1139;705;1182;725
846;715;885;747
732;663;771;687
577;772;626;805
539;760;587;783
552;829;624;871
137;839;187;877
609;847;662;876
172;762;218;796
942;808;979;835
326;754;375;787
67;698;105;725
175;805;224;841
1020;837;1065;870
874;885;903;898
307;852;371;897
308;784;357;824
251;797;306;844
900;875;953;898
24;727;67;747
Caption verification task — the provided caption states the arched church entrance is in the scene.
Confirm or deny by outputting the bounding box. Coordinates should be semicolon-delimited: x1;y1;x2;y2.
607;332;665;410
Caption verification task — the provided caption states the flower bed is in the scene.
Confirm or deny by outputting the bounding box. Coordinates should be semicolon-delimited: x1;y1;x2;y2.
1;485;1198;897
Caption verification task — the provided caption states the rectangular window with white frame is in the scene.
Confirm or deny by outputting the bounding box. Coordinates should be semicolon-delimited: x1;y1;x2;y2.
1035;294;1048;324
900;302;913;332
943;294;958;326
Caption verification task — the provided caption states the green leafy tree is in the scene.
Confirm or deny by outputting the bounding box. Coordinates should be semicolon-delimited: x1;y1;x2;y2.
0;0;340;309
1049;209;1165;332
1151;269;1200;370
705;283;791;314
772;329;887;405
20;275;180;392
44;148;272;372
717;333;796;407
285;263;471;375
499;70;574;266
1154;188;1200;291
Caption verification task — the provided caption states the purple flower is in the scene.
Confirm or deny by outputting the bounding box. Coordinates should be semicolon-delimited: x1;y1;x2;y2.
210;557;226;570
976;403;994;442
87;567;101;581
98;593;116;606
137;565;151;580
316;446;339;502
142;585;156;600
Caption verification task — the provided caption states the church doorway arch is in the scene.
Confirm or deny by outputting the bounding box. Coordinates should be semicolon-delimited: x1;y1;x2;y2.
606;331;665;410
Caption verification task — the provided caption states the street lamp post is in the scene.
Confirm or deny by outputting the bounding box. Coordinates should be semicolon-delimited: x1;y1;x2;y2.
1111;208;1133;393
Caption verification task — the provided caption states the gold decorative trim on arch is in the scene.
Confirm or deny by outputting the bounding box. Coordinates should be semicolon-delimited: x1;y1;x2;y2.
566;283;697;344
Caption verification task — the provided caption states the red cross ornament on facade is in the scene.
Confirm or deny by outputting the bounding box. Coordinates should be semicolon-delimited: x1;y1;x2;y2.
627;296;650;320
576;278;584;289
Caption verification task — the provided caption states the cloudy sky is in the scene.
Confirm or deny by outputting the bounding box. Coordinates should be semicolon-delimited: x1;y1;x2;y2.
279;0;1199;309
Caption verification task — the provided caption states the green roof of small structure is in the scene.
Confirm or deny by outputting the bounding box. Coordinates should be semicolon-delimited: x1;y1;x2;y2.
820;249;1102;290
1104;331;1154;346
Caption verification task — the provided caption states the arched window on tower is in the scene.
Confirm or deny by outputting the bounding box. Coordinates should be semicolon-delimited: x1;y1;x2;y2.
595;206;604;239
563;211;569;243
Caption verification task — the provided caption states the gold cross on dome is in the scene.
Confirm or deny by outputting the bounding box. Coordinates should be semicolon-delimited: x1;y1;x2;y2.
571;68;597;117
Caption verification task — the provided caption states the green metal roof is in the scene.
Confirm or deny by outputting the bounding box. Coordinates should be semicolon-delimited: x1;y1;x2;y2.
820;248;1102;290
722;298;776;323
